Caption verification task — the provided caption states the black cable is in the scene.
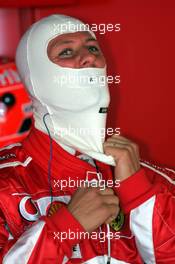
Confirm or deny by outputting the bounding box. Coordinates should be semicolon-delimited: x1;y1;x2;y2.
43;113;53;215
94;159;100;173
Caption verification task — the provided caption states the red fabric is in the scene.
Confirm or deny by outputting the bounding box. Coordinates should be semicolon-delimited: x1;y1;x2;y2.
43;206;85;258
0;128;175;262
0;0;77;8
0;128;143;263
114;168;160;213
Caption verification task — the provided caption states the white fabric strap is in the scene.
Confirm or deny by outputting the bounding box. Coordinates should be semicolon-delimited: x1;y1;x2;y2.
3;221;45;264
130;196;156;264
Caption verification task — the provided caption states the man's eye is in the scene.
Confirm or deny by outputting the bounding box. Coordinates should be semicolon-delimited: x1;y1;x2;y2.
58;49;73;57
88;46;100;53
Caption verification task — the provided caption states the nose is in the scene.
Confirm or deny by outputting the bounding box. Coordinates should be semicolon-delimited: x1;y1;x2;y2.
79;50;96;68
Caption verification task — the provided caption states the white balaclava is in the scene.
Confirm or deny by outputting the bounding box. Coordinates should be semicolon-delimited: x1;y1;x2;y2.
16;14;116;166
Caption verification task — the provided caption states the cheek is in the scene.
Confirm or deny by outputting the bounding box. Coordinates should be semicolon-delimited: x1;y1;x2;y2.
54;59;79;68
96;56;106;68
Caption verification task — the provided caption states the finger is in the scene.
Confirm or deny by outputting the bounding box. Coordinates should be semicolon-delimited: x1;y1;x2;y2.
106;138;131;146
107;136;140;161
104;143;139;170
105;204;120;220
104;140;135;152
103;144;124;160
110;134;131;142
99;187;114;195
105;213;120;224
101;195;119;206
105;139;131;149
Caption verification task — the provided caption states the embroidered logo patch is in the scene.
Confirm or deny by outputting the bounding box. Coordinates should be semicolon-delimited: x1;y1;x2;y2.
99;107;108;113
110;210;125;231
0;153;16;161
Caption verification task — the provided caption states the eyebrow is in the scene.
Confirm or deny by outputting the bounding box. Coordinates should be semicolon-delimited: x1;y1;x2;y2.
86;37;97;42
53;37;97;47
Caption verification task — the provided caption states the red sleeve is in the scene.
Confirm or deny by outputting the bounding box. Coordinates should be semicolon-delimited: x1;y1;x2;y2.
114;162;175;263
0;205;85;263
113;168;159;213
43;205;85;258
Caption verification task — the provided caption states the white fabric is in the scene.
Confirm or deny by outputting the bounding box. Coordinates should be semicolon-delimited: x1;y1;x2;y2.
130;196;156;264
0;143;22;151
16;14;115;166
3;221;45;264
59;142;76;155
0;156;32;169
84;255;129;263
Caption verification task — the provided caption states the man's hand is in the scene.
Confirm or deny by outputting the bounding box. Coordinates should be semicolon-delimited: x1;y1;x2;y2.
104;135;140;181
68;187;120;233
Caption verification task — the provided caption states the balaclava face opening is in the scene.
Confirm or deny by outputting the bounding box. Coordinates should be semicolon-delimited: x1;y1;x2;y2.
16;14;115;166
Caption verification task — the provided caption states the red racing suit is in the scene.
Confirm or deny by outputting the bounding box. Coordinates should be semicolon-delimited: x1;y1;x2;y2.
0;128;175;264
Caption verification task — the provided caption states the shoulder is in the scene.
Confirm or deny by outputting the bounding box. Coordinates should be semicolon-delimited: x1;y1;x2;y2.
141;159;175;190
